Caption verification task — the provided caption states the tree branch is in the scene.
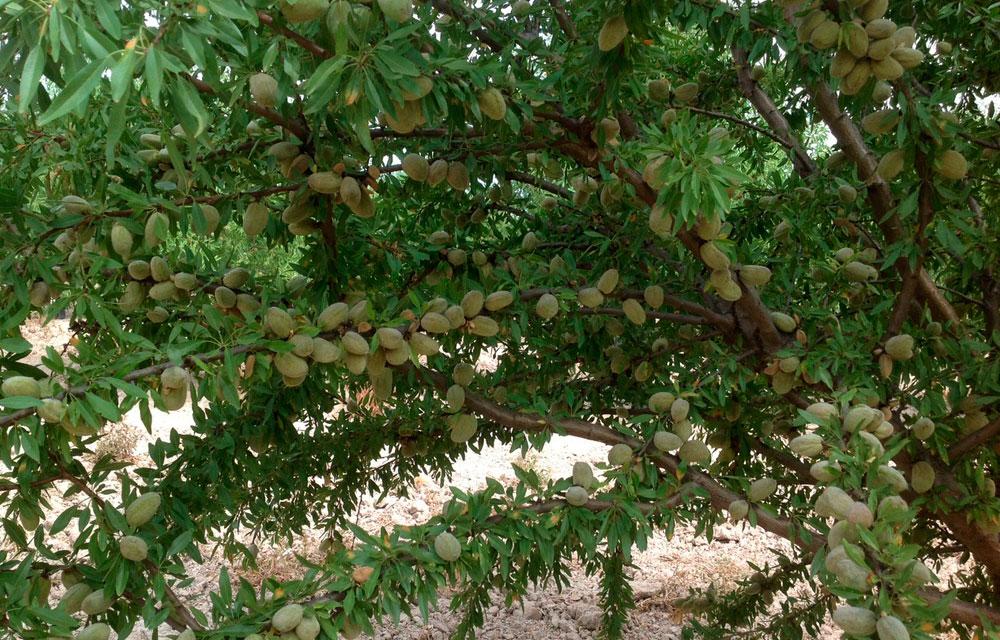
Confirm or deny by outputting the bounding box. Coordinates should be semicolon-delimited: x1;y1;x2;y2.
257;11;331;58
948;415;1000;461
181;73;311;142
546;0;577;41
732;47;818;177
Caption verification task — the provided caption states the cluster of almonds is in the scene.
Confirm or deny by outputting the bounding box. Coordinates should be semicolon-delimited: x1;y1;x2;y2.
793;0;924;96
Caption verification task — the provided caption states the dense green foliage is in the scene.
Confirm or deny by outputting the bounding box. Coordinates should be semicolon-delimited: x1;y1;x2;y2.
1;0;1000;639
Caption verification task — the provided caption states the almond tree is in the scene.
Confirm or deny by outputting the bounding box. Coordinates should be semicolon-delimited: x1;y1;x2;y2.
1;0;999;638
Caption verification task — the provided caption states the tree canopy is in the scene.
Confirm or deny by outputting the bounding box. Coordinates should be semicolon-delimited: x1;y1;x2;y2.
1;0;1000;639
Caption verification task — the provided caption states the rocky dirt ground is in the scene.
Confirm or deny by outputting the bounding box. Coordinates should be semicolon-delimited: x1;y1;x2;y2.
10;317;863;639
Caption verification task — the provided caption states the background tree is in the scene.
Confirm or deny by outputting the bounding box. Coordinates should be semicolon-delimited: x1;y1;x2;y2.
1;0;999;638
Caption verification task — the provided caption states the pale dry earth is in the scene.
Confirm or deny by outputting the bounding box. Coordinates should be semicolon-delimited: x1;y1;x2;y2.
10;315;954;640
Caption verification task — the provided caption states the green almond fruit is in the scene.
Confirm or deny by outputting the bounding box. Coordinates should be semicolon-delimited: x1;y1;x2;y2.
647;79;671;102
125;492;161;527
884;333;914;360
789;433;823;457
674;82;699;103
607;443;632;466
862;108;899;135
78;624;111;640
643;285;664;308
214;286;237;308
934;149;968;180
468;315;499;337
622;299;646;325
809;460;841;482
911;461;935;494
477;87;507;121
265;307;295;338
577;287;604;308
597;268;619;294
911;417;935;440
119;535;149;561
2;376;41;398
484;290;514;311
147;281;177;301
891;47;924;69
867;36;895;61
877;148;906;181
860;0;888;20
648;391;675;414
402;154;429;181
809;20;840;50
840;22;869;57
296;616;321;640
421;312;451;334
374;327;404;350
59;582;93;613
427;159;449;186
434;531;462;561
841;58;872;95
653;430;682;452
832;606;876;637
678;440;710;464
748;477;777;502
144;211;169;247
445;384;465;412
460;290;485;318
341;331;369;355
535;293;559;319
311;337;341;363
81;588;114;615
872;56;903;81
565;485;589;506
273;604;305;633
249;72;278;108
728;499;749;521
796;10;827;43
446;162;470;192
280;0;329;23
597;15;628;51
449;413;478;442
408;332;440;356
830;48;858;79
243;202;269;236
150;256;171;282
377;0;411;22
572;461;594;488
61;195;92;215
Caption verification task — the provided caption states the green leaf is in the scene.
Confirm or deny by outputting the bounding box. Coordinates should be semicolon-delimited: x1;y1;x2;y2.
145;47;163;106
38;57;108;125
166;530;194;557
0;396;43;409
105;97;129;167
171;79;210;139
94;0;122;39
110;50;140;102
17;47;45;113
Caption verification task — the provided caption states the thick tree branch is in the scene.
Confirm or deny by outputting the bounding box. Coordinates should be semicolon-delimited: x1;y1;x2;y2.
948;415;1000;461
732;47;818;177
546;0;577;41
807;82;962;331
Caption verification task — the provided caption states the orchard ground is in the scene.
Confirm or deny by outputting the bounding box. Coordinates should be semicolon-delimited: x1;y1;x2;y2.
14;316;960;640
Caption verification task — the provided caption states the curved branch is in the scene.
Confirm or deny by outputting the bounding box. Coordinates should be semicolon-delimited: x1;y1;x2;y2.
258;11;331;59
